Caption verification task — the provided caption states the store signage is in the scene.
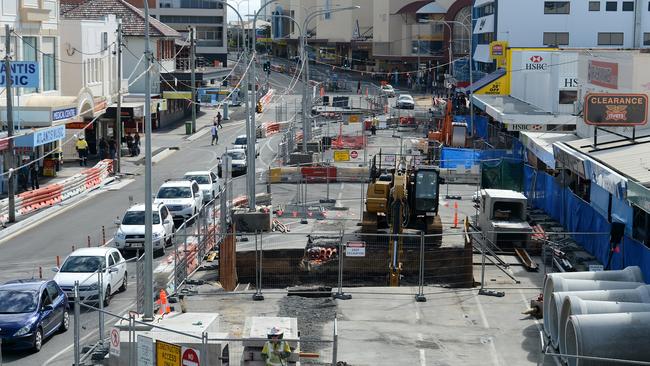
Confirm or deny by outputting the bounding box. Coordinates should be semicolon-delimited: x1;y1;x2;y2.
507;124;546;132
560;77;579;89
588;60;618;89
489;41;508;68
52;107;78;122
524;55;548;71
584;93;648;126
0;61;39;87
14;125;66;148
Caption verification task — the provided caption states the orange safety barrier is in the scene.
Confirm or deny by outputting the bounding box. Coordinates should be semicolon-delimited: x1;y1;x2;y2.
301;166;337;183
331;135;366;149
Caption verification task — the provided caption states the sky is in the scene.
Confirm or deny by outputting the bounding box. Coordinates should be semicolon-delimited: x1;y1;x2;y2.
227;0;262;21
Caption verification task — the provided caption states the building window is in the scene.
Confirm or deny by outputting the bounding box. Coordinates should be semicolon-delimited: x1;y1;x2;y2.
559;90;577;104
598;32;624;45
606;1;617;11
324;0;332;19
477;3;495;17
589;1;601;11
477;32;495;45
290;10;295;33
179;0;223;9
42;37;56;91
644;33;650;45
622;1;634;10
159;15;223;24
543;32;569;45
633;205;650;246
544;1;570;14
21;36;38;94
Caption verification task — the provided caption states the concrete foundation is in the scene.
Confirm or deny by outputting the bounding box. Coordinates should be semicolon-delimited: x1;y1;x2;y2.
233;211;272;232
288;152;314;165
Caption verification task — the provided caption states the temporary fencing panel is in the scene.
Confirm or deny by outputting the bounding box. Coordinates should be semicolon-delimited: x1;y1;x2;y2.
480;160;524;191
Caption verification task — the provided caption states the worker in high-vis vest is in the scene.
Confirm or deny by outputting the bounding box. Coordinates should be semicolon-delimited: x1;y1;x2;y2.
75;135;89;167
261;326;291;366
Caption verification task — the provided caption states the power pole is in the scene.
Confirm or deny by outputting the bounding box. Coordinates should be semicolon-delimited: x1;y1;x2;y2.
190;26;196;133
143;0;154;322
116;21;123;173
247;30;256;211
4;25;15;223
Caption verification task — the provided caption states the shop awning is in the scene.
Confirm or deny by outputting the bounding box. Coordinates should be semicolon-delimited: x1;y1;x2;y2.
416;2;446;14
105;102;145;119
462;68;505;94
520;131;578;169
471;94;578;131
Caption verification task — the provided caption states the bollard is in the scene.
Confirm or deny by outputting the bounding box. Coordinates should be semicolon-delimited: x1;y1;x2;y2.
56;255;60;267
87;235;91;247
452;202;459;228
102;226;106;245
72;245;75;252
39;266;43;279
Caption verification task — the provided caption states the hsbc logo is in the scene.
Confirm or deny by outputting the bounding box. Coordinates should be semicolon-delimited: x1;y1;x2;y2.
525;55;548;71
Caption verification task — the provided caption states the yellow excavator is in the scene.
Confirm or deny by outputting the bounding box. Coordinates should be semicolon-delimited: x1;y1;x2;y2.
362;155;442;286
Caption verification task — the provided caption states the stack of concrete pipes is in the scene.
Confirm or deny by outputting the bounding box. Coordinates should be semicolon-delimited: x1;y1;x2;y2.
542;266;650;365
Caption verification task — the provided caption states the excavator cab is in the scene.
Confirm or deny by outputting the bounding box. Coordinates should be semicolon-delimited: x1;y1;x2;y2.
413;168;439;214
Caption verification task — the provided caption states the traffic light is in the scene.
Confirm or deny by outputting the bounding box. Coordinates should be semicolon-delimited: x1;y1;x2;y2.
263;61;271;75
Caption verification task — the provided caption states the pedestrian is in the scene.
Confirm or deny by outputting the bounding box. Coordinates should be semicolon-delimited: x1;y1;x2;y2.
108;137;116;160
371;114;379;136
75;135;89;166
216;111;223;128
125;133;133;156
211;122;219;145
98;137;108;160
133;132;141;156
261;327;291;366
29;163;39;190
357;80;361;95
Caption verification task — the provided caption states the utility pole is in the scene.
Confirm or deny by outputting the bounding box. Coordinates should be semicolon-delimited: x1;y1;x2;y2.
190;26;196;133
247;25;257;211
116;21;123;173
4;25;15;223
143;0;154;321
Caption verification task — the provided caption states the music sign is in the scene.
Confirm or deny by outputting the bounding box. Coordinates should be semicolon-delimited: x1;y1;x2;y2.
584;93;648;126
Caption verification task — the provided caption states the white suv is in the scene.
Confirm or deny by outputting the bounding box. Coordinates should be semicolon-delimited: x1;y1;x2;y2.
113;202;174;256
184;171;219;203
233;135;259;157
154;180;203;223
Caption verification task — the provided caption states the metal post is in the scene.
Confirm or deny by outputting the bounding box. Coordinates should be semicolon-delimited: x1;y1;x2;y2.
196;206;202;247
201;331;208;366
248;13;259;212
98;270;105;345
5;25;16;223
480;233;486;292
143;0;154;322
128;314;134;366
415;231;426;302
300;32;308;153
333;233;351;300
301;179;308;224
116;21;123;173
190;26;197;133
331;318;338;366
74;281;81;366
253;231;264;300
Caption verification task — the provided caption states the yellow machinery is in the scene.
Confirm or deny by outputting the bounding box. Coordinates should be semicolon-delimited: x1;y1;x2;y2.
362;156;442;286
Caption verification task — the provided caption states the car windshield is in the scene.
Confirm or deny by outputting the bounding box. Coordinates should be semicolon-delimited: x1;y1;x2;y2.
122;210;161;225
157;187;192;198
60;256;104;273
234;137;247;145
0;290;38;313
185;175;210;184
399;96;412;101
228;151;246;160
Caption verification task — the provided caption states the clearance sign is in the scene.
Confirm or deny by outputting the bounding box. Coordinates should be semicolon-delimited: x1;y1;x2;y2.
584;93;648;126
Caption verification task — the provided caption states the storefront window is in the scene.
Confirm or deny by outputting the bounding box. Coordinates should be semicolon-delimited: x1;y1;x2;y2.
43;37;56;91
21;36;38;94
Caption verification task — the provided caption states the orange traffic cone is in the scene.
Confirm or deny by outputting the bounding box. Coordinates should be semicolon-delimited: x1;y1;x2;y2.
157;290;171;315
452;202;459;228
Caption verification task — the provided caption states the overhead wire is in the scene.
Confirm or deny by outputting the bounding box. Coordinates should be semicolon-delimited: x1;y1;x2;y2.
12;32;113;65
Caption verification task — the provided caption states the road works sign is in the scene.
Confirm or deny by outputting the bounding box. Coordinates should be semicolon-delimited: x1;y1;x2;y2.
109;327;120;356
333;149;350;161
157;340;182;366
584;93;648;126
182;347;201;366
0;61;39;87
346;241;366;257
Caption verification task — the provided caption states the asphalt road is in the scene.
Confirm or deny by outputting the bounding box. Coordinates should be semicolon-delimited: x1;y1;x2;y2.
0;70;303;365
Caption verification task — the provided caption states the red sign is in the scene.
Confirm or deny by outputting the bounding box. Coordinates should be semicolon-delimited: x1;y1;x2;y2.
584;93;648;126
529;55;543;63
182;348;200;366
588;60;619;89
350;150;358;159
492;44;503;56
0;138;8;152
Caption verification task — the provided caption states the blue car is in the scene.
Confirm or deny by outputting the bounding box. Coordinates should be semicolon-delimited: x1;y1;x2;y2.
0;280;69;352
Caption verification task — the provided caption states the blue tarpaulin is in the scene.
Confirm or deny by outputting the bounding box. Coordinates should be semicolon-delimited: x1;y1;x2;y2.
440;146;523;169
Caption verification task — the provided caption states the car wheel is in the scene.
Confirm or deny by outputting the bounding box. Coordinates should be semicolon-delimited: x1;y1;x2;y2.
33;327;43;352
119;272;128;292
103;286;111;307
59;311;70;333
155;246;165;257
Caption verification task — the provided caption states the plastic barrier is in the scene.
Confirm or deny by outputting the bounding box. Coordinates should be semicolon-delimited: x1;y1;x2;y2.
301;166;337;183
336;166;369;183
331;135;366;149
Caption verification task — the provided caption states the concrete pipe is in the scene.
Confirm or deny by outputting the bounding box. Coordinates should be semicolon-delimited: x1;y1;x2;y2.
548;285;650;348
565;312;650;366
559;296;650;360
542;266;644;335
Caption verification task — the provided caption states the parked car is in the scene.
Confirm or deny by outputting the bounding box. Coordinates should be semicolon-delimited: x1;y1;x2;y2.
381;84;396;97
53;247;127;307
395;94;415;109
232;134;259;157
154;180;203;223
184;171;219;203
218;149;248;178
113;202;174;256
0;279;69;352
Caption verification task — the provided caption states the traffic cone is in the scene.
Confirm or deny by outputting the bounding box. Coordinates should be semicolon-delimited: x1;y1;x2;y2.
452;202;459;228
157;290;171;315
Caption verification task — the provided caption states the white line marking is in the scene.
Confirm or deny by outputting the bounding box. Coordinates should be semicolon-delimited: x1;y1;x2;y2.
419;349;426;366
474;295;502;366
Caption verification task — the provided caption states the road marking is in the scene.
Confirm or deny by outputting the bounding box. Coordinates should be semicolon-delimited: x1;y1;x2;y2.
474;295;502;366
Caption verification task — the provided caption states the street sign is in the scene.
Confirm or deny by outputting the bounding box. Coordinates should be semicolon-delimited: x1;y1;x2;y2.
584;93;648;126
156;340;182;366
137;335;155;366
0;61;39;87
350;150;359;159
346;241;366;257
109;327;120;357
182;346;201;366
333;149;350;162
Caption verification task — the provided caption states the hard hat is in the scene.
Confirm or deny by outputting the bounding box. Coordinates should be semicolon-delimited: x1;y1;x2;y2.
79;135;85;139
267;326;284;338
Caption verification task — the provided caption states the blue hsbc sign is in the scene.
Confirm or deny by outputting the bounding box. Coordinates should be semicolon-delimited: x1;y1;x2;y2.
0;61;39;87
15;125;65;148
52;107;78;121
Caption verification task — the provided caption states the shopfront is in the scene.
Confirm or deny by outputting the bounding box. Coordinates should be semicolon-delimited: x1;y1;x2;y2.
14;125;66;178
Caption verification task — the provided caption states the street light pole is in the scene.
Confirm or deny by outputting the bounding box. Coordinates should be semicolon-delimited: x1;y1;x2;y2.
4;25;15;223
190;26;196;133
143;0;154;322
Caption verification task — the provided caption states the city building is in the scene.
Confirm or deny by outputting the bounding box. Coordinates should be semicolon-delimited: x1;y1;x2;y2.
135;0;228;67
473;0;650;73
